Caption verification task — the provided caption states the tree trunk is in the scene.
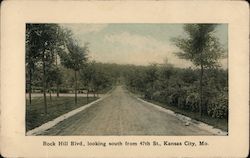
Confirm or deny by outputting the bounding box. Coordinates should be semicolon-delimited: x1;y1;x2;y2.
49;87;52;101
27;51;33;106
56;54;60;97
74;70;77;105
87;89;89;103
56;84;59;97
199;64;204;117
42;51;47;114
28;64;32;106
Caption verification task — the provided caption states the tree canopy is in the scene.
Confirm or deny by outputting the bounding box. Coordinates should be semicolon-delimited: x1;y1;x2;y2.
172;24;225;68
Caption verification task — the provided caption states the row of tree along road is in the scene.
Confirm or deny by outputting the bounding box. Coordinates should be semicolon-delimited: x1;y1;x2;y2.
26;24;117;114
26;24;228;130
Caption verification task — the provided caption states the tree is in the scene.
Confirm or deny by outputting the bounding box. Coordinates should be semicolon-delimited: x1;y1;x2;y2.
26;24;65;114
46;65;63;100
91;65;110;97
144;64;158;99
26;24;42;105
172;24;225;117
54;28;69;97
156;64;174;102
60;36;88;105
80;61;95;103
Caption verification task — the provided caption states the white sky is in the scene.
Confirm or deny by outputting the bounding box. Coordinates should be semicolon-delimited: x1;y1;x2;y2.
60;24;228;69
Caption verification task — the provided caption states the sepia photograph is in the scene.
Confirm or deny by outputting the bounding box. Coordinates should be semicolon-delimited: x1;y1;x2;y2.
1;1;248;157
25;23;228;136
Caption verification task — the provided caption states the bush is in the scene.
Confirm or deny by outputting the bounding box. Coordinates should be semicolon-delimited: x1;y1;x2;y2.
124;65;228;119
185;92;199;112
208;93;228;118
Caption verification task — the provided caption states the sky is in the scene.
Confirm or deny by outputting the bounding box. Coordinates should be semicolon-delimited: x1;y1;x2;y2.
60;23;228;69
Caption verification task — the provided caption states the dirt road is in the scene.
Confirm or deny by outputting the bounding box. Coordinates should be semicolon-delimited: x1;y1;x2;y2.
41;86;213;135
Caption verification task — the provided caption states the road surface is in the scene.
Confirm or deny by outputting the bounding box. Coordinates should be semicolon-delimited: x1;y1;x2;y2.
41;86;213;135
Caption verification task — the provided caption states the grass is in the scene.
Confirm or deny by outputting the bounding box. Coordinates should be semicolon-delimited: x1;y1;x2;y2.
124;87;227;131
26;96;98;131
144;98;228;132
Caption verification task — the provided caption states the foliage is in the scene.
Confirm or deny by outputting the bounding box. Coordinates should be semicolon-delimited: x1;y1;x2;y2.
26;24;66;112
172;24;225;68
60;38;88;71
172;24;225;117
59;31;88;104
124;64;228;119
46;65;63;88
25;23;228;120
80;62;117;95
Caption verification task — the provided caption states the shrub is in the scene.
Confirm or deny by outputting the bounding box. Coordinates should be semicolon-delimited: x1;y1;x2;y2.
208;92;228;118
185;92;199;112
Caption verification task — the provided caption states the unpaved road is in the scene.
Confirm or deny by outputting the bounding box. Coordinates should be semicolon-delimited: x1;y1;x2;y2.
41;86;213;135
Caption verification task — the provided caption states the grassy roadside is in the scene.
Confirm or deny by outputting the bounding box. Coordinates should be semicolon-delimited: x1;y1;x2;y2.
127;87;228;131
143;98;228;132
26;96;98;131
